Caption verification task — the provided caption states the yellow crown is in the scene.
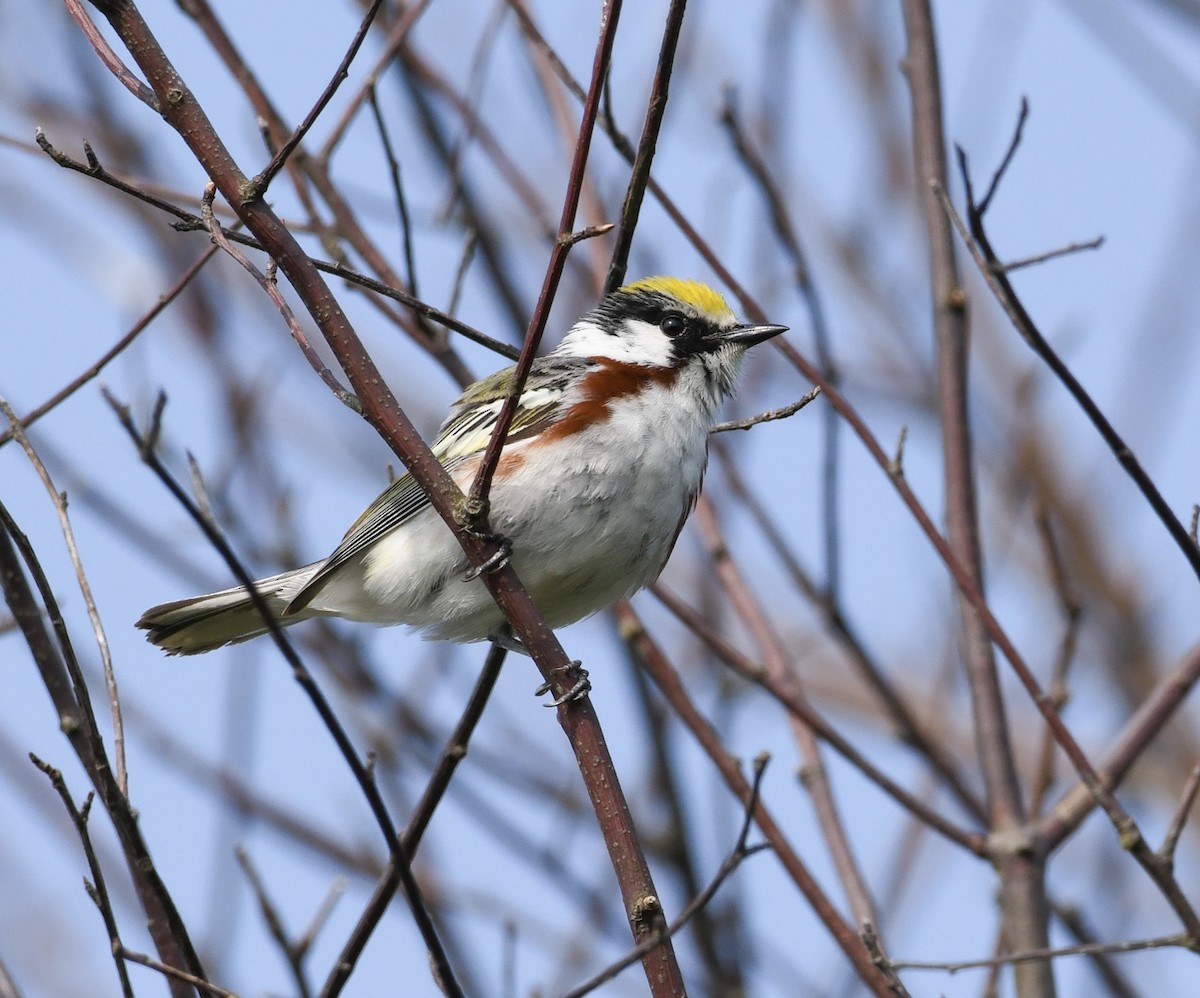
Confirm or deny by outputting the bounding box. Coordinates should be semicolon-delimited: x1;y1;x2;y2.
620;277;732;320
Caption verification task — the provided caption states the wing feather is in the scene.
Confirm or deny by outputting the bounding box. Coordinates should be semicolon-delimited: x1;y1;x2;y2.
285;354;588;614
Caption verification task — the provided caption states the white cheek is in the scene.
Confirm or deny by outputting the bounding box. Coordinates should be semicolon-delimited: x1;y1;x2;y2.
556;318;674;365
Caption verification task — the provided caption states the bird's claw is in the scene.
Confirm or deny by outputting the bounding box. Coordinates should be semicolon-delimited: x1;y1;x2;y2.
462;533;513;581
535;661;591;707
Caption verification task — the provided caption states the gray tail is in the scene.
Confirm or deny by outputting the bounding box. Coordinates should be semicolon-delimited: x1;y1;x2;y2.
137;564;322;655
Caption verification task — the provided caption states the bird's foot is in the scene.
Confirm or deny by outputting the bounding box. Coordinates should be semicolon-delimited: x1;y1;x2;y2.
535;661;591;707
462;532;512;581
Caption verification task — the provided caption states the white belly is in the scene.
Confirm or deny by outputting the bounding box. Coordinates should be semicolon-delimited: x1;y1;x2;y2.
313;376;715;642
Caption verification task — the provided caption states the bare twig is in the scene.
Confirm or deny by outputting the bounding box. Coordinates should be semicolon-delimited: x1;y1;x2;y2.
616;602;894;996
947;100;1200;584
0;499;206;994
30;757;134;998
199;183;360;412
993;236;1105;274
468;0;623;509
560;755;772;998
0;243;218;448
860;920;913;998
236;847;316;998
103;392;463;998
719;91;843;597
250;0;385;194
1159;761;1200;868
899;6;1051;991
1;399;127;794
711;387;821;433
116;947;239;998
650;584;985;854
603;0;688;292
321;643;507;995
891;932;1193;973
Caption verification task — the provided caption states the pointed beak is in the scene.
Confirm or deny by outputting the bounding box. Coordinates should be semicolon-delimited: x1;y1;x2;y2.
724;322;788;347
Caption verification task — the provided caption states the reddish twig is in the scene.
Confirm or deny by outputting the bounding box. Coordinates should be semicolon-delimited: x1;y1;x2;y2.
693;500;880;929
30;757;135;997
948;98;1200;583
467;0;622;508
561;755;771;998
250;0;385;195
603;0;687;292
616;603;895;996
103;393;463;998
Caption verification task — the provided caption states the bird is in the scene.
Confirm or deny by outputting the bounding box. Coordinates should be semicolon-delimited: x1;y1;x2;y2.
137;276;786;660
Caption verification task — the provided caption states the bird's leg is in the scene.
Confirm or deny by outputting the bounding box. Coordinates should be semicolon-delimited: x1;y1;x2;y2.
487;628;528;655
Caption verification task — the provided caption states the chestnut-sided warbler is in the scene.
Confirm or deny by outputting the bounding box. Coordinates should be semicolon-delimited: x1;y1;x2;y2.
138;277;786;655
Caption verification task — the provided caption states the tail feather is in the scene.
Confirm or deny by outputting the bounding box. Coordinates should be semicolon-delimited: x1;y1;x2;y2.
137;565;321;656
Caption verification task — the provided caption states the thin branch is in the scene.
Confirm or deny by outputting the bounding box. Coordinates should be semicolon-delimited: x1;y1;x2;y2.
1;398;127;794
236;847;315;998
62;0;157;107
947;109;1200;583
116;947;239;998
103;392;463;998
320;643;507;996
1159;761;1200;867
616;602;894;997
366;87;424;313
719;91;843;597
860;920;913;998
899;7;1051;990
713;446;987;822
693;500;880;929
560;756;771;998
0;243;218;448
34;129;517;361
467;0;623;509
650;584;986;855
710;387;821;433
199;183;360;412
250;0;385;194
29;757;134;998
603;0;688;292
993;236;1105;274
890;932;1193;973
0;499;206;993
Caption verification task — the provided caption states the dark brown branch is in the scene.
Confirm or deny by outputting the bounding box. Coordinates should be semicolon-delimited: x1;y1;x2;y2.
467;0;622;507
603;0;687;293
0;499;205;995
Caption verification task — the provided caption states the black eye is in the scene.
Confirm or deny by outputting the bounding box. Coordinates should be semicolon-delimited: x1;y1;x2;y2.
661;312;687;337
